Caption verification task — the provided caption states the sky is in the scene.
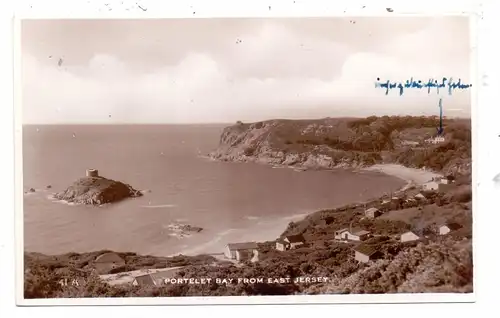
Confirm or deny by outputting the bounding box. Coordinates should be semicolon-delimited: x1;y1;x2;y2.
20;17;472;124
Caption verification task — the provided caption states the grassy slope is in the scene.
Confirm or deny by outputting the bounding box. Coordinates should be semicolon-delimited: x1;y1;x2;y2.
214;116;471;175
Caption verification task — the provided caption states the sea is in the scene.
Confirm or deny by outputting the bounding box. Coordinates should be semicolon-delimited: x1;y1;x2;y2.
22;125;406;257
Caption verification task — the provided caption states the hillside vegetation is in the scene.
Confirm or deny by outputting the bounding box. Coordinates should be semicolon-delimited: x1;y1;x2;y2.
210;116;471;176
24;184;472;298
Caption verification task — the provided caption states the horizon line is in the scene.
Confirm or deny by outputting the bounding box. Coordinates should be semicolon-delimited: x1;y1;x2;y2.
21;115;472;125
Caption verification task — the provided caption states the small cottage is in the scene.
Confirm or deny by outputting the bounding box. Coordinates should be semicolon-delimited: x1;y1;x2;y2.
400;231;422;242
353;245;381;263
439;222;462;235
276;234;306;251
365;207;381;219
334;228;370;241
423;181;439;191
94;252;125;274
225;242;259;262
334;228;349;240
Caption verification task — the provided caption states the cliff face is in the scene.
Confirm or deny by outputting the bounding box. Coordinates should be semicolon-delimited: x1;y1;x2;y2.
209;116;472;175
53;176;143;205
210;119;378;169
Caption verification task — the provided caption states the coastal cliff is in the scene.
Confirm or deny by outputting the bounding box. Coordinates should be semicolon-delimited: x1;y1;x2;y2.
53;176;143;205
209;116;472;176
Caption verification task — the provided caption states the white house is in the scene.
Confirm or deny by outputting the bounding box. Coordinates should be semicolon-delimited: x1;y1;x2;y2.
365;207;381;219
423;181;439;191
276;234;306;251
225;242;259;262
334;228;349;240
400;231;422;242
425;136;445;144
334;228;371;241
439;222;462;235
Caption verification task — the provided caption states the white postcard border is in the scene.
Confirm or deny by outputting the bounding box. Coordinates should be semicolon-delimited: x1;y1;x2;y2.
13;1;482;307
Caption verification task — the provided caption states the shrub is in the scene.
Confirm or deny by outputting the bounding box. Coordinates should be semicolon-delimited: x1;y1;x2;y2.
243;147;255;156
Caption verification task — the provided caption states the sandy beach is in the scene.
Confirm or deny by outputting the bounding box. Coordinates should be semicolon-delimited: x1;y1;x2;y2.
363;164;442;188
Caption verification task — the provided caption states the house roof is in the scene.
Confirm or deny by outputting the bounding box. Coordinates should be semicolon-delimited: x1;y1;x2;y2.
276;238;288;245
335;228;349;234
365;207;379;213
150;269;179;280
424;181;439;185
353;244;379;257
227;242;258;251
95;252;124;264
285;233;305;243
353;230;371;236
402;230;422;237
441;222;462;231
134;274;155;286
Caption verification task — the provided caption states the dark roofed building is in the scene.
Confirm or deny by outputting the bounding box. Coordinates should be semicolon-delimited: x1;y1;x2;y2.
353;244;381;263
132;268;181;287
132;274;155;286
285;233;305;244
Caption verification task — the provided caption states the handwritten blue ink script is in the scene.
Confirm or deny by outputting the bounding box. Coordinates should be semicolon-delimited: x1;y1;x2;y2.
374;77;472;96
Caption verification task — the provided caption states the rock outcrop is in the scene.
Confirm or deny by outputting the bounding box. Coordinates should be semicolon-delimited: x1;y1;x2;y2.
53;176;142;205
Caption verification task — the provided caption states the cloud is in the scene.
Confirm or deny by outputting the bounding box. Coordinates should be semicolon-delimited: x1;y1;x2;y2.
21;21;471;124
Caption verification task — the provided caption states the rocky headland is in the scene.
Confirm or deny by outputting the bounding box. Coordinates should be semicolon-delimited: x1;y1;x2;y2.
209;116;472;176
53;175;143;205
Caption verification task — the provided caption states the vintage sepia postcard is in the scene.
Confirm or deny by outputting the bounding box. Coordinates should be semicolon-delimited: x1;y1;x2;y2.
15;15;476;305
